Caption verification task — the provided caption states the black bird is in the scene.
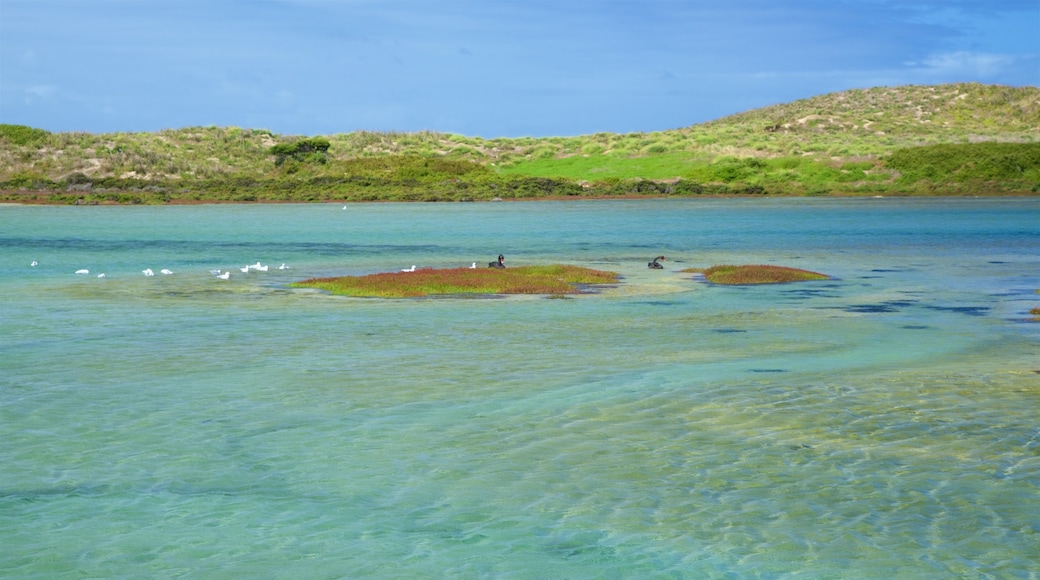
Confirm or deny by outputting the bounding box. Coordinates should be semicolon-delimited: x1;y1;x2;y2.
489;254;505;268
648;256;665;269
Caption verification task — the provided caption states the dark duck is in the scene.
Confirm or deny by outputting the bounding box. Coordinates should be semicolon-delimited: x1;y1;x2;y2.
488;254;506;268
648;256;665;269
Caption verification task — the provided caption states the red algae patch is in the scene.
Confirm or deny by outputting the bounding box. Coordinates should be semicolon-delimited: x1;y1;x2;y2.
684;264;830;285
290;265;619;298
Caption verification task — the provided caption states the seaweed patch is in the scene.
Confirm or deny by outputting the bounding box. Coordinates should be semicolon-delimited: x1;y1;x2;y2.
924;305;990;317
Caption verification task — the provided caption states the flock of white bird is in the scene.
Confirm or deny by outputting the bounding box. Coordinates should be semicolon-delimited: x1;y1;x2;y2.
400;262;479;272
40;258;481;279
226;262;290;277
35;260;289;280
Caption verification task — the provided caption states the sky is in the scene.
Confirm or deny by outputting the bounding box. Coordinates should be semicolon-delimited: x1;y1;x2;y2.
1;0;1038;138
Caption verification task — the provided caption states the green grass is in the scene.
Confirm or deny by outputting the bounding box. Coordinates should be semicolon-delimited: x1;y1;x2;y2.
495;151;712;180
686;265;830;285
290;265;620;298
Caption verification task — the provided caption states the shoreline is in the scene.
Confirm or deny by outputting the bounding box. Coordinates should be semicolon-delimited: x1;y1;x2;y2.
2;190;1037;206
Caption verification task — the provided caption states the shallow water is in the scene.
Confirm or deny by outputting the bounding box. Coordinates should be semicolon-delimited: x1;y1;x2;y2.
1;198;1038;578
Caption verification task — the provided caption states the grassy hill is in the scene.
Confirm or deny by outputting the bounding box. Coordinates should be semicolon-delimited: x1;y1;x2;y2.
2;82;1038;203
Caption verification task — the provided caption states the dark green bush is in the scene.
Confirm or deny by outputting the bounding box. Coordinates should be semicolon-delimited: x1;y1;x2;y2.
270;137;332;165
64;172;92;185
671;179;704;195
886;142;1040;183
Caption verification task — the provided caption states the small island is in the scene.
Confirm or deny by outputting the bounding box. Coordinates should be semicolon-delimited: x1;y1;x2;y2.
685;264;829;284
291;264;619;298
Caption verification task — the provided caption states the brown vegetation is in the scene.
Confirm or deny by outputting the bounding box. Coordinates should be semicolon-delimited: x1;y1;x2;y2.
290;265;619;298
685;265;830;285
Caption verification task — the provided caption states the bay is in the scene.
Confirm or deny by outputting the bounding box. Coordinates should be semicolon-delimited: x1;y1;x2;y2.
1;197;1038;578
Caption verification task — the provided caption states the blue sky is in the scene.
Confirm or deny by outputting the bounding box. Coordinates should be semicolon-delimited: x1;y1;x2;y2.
1;0;1037;138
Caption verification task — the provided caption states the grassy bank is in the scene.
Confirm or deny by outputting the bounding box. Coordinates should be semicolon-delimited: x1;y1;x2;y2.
3;83;1038;204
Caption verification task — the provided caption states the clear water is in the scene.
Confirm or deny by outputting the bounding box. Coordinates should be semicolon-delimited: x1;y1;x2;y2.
2;198;1038;578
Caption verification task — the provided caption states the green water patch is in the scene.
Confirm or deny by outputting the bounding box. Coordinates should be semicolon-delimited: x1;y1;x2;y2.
290;265;620;298
685;264;830;285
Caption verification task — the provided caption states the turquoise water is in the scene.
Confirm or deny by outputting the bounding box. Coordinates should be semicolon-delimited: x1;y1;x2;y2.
2;197;1038;578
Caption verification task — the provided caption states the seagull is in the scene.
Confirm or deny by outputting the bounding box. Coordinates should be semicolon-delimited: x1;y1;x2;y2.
469;262;477;269
97;273;106;278
342;205;347;210
255;264;269;272
240;266;250;273
160;269;174;275
142;269;154;276
31;261;38;267
401;265;416;272
216;271;230;280
75;269;89;275
278;263;288;270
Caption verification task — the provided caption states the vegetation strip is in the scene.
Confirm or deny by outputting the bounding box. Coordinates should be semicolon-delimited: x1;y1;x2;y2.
290;265;619;297
2;83;1039;204
687;265;830;285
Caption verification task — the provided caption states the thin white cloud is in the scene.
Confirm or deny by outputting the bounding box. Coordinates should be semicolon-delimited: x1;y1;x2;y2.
910;51;1018;77
23;85;57;103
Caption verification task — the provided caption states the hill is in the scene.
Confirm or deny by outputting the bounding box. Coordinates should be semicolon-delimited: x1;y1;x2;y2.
2;82;1038;203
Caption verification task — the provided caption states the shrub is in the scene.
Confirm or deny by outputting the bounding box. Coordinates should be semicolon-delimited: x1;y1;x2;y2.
0;124;51;146
270;137;331;166
66;171;93;184
671;179;704;195
885;142;1040;183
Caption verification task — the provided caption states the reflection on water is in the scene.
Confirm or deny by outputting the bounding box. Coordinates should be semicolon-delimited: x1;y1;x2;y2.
1;198;1038;577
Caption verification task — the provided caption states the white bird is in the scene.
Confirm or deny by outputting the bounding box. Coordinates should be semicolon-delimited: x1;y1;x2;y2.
401;265;416;272
469;262;477;269
160;268;174;275
75;269;89;275
142;269;154;277
217;271;230;280
97;273;106;278
278;263;288;270
31;260;38;267
342;205;347;210
209;269;222;275
240;266;250;273
255;264;269;272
